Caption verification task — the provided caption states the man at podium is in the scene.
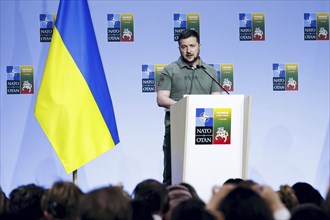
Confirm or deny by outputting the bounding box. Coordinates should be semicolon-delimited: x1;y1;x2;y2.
156;29;221;185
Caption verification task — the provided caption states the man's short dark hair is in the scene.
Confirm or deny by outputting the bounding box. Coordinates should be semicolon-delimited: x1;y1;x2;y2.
79;186;132;220
132;179;169;214
178;29;200;44
9;183;46;219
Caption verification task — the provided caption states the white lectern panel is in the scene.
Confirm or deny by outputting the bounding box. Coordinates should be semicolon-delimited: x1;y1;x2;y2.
170;94;251;202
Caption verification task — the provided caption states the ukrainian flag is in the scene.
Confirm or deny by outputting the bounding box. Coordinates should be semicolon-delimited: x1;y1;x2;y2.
35;0;119;173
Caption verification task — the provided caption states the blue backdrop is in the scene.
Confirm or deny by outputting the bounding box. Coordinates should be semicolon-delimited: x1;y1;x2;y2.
1;0;329;201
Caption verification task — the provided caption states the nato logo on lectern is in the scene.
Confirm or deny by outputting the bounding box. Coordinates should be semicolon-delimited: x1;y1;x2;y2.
273;63;299;91
195;108;232;145
304;13;329;41
40;14;56;42
6;66;34;94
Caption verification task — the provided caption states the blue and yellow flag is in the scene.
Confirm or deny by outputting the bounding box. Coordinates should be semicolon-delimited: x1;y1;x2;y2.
35;0;119;173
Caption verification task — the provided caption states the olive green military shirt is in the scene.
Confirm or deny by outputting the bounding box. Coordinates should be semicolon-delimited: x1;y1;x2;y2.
157;57;221;125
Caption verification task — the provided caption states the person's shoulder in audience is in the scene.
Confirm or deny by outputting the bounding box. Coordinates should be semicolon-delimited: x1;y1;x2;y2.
291;203;330;220
323;183;330;218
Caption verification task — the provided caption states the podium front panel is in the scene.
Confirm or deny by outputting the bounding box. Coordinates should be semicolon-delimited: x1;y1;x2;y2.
170;94;251;202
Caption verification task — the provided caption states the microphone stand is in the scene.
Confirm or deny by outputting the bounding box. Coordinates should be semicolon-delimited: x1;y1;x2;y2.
200;66;230;95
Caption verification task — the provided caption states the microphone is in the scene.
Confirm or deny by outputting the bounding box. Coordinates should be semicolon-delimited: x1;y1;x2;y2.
197;65;230;95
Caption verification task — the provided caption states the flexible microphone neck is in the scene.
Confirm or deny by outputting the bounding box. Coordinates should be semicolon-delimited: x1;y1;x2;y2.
188;65;196;94
198;65;230;95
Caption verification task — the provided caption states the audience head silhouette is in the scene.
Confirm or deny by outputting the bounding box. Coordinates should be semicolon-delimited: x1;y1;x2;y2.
164;184;193;220
41;181;83;220
218;186;273;220
3;179;329;220
171;198;215;220
292;182;325;207
9;183;46;220
79;185;132;220
131;178;169;218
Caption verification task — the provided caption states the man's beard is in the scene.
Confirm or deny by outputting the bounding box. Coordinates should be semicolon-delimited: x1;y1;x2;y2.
181;52;200;66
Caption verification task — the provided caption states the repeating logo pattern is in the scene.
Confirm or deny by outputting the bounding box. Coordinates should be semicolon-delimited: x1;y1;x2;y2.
39;14;56;42
6;66;34;94
304;13;329;40
273;63;299;91
27;11;329;98
210;64;234;92
142;64;166;93
220;64;234;92
174;13;200;41
195;108;232;145
108;14;134;42
239;13;265;41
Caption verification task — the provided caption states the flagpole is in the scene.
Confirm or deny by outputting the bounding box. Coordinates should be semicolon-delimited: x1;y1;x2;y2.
73;169;78;185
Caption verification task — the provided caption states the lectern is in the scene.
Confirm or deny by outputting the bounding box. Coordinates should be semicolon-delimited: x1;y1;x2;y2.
170;94;252;202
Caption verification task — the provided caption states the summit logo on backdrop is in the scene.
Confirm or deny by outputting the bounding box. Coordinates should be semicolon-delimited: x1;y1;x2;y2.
239;13;265;41
304;13;329;40
273;63;298;91
209;64;234;92
6;65;34;94
107;14;134;42
142;64;166;93
39;14;56;42
173;13;200;41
